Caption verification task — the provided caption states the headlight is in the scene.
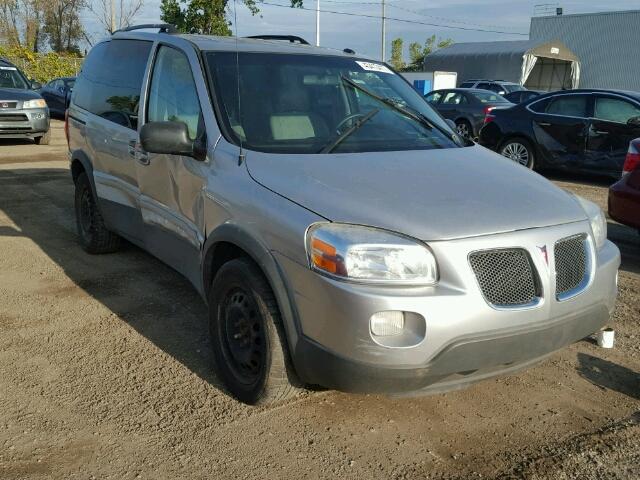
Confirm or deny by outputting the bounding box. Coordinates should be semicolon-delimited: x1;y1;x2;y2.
573;195;607;250
22;99;47;109
306;223;438;285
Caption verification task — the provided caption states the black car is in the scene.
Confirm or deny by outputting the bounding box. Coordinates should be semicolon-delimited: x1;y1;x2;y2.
458;79;525;95
425;88;513;139
39;76;75;116
479;89;640;177
503;90;543;104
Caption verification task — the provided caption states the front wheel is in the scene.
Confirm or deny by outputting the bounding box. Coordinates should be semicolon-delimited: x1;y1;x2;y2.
209;258;300;405
500;138;535;169
34;130;50;145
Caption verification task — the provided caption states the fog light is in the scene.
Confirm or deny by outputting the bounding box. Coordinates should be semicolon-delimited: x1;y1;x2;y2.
370;311;405;336
31;112;45;120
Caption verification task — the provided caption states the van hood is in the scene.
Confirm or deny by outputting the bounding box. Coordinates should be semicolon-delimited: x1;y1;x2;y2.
246;144;587;241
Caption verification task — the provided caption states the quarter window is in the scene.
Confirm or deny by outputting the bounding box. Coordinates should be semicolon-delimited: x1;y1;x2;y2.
594;97;640;124
147;46;202;140
545;95;588;118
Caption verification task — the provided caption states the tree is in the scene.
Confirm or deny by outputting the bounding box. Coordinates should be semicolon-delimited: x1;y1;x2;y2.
43;0;84;53
160;0;303;36
405;35;453;72
389;37;405;71
0;0;47;51
86;0;144;34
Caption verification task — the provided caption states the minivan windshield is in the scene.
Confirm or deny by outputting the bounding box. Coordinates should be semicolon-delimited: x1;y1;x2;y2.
0;66;30;89
205;52;464;154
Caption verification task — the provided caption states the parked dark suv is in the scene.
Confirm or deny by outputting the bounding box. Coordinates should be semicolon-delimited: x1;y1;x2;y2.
480;89;640;176
0;57;50;144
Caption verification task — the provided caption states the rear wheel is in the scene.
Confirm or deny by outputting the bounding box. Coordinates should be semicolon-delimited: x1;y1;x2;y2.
34;130;50;145
74;172;121;253
209;258;300;405
500;137;535;169
455;119;473;140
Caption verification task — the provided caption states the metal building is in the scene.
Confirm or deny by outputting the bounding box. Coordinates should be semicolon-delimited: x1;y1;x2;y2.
422;39;580;91
530;9;640;91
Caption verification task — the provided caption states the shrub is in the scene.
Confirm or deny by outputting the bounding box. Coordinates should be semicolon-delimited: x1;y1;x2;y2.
0;46;83;83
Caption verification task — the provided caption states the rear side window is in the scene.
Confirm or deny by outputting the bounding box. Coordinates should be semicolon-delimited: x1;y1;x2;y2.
73;40;152;130
545;95;588;118
594;97;640;124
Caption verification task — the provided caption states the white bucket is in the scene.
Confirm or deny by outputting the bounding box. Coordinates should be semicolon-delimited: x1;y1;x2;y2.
596;328;615;349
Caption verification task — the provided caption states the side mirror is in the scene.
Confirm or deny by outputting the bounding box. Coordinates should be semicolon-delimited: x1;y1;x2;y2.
140;121;206;161
31;81;42;90
627;116;640;128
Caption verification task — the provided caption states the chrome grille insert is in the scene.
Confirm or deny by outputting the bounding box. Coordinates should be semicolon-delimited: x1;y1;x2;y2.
555;233;589;300
469;248;541;308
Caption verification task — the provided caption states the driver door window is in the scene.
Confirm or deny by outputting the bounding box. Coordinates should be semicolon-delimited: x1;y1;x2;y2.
147;46;202;139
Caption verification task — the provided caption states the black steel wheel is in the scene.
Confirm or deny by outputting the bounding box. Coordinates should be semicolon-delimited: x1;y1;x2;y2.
74;172;121;253
209;258;300;405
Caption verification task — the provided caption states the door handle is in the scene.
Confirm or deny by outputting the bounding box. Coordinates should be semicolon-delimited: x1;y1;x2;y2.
592;129;609;135
538;122;552;127
137;151;150;165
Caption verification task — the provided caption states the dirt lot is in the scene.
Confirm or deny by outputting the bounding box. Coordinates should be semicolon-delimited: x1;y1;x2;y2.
0;121;638;479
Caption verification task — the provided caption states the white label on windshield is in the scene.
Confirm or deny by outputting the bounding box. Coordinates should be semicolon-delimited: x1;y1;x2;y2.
0;66;17;71
356;61;393;74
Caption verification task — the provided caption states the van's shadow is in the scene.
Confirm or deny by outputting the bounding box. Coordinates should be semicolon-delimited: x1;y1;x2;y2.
0;167;223;389
577;353;640;401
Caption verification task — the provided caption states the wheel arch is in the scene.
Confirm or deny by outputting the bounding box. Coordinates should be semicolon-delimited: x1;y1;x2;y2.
70;151;98;199
201;223;302;366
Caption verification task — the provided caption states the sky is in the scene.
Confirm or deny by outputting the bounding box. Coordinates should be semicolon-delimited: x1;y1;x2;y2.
81;0;640;60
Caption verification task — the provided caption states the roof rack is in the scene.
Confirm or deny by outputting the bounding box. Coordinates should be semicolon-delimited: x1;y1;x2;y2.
245;35;310;45
112;23;178;35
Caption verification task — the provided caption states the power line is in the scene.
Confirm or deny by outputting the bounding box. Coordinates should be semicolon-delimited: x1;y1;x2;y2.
316;0;525;32
259;1;529;36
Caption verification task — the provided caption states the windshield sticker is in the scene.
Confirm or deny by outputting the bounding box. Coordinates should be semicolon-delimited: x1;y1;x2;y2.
0;66;17;71
356;61;393;75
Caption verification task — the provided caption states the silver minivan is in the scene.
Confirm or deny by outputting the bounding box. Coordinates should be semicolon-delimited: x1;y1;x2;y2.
67;26;620;405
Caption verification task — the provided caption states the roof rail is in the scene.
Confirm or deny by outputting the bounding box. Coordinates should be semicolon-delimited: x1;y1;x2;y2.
113;23;178;35
245;35;310;45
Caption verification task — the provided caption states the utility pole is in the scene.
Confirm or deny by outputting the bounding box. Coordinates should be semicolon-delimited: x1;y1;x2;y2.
316;0;320;46
381;0;386;62
110;0;116;33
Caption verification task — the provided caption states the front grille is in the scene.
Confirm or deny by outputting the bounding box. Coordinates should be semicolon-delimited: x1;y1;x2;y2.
0;113;28;122
555;234;588;298
469;249;540;307
0;101;18;109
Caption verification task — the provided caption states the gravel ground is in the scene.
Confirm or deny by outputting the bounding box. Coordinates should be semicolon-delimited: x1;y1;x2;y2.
0;121;638;479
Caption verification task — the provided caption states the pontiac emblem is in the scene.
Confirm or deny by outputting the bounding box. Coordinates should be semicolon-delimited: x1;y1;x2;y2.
538;245;549;266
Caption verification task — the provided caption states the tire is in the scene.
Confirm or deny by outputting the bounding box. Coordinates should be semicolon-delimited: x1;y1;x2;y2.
499;137;535;169
209;258;300;405
74;172;121;254
34;130;51;145
455;119;473;140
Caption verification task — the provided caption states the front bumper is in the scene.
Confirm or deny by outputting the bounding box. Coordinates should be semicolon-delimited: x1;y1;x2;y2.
277;221;620;394
0;107;49;138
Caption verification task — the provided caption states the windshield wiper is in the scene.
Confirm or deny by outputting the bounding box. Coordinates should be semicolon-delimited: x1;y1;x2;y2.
340;76;458;142
320;108;380;154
